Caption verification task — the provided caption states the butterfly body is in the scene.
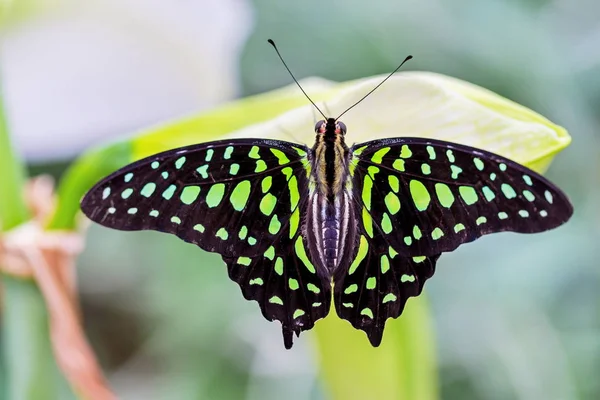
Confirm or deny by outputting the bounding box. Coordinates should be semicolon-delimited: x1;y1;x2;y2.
81;118;573;349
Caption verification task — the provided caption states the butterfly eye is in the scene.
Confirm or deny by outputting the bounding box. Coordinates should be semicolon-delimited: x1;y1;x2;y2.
314;120;326;133
337;121;347;134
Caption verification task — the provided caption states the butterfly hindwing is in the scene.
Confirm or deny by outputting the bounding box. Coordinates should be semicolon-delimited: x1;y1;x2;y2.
82;138;332;348
333;227;439;346
350;137;573;258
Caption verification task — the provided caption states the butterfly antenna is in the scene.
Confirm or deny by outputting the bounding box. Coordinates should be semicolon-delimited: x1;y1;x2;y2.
268;39;327;119
335;55;413;121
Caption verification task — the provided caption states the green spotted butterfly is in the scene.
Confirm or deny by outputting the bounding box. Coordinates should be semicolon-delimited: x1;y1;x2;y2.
81;119;572;348
80;43;573;349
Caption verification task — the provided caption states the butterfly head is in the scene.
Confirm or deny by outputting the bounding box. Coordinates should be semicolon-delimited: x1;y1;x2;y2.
315;118;347;136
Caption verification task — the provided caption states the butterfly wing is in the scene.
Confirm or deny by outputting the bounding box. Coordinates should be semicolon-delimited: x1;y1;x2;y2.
81;139;330;348
333;137;572;345
349;137;573;257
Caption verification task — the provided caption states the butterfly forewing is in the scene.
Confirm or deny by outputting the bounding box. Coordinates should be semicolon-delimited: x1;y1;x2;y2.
81;138;331;348
349;137;573;258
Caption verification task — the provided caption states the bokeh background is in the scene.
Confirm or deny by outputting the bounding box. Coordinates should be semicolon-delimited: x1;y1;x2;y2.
1;0;598;399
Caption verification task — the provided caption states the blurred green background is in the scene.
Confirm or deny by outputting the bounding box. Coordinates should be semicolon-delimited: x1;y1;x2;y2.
1;0;598;399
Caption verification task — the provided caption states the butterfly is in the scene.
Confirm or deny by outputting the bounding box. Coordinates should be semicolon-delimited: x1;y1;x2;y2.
80;41;573;349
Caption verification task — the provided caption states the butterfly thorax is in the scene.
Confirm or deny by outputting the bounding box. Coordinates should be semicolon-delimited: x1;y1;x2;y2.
306;118;355;275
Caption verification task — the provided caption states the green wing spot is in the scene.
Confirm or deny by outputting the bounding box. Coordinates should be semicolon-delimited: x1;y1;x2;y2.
371;147;390;164
388;175;400;193
523;190;535;202
293;147;307;157
229;163;240;175
141;183;156;198
193;224;205;233
501;183;517;199
288;176;300;210
362;175;374;211
196;165;209;179
205;149;214;162
451;165;463;179
404;236;412;246
121;188;134;199
274;257;284;275
360;308;374;319
127;207;138;214
349;236;369;274
476;216;487;225
237;257;252;266
380;255;390;273
269;214;281;235
362;208;374;237
523;175;533;186
344;284;358;294
409;180;431;211
312;302;322;307
459;186;478;205
294;236;316;273
270;148;290;164
281;167;293;179
454;223;466;233
180;186;201;205
264;246;275;261
149;210;159;217
230;180;251;211
413;256;426;263
175;156;186;169
540;210;548;217
151;161;159;169
124;172;133;182
392;159;405;171
353;145;368;156
435;183;454;208
288;278;299;290
490;172;497;181
269;296;283;305
413;225;423;240
206;184;225;208
499;163;507;171
519;210;530;218
498;212;508;220
224;146;234;159
171;216;181;224
102;187;111;200
248;146;260;159
400;145;412;158
545;190;554;204
421;163;431;175
381;213;393;234
248;237;257;245
161;171;168;179
473;157;484;171
255;160;267;173
446;149;455;163
259;193;277;216
238;225;248;240
107;207;116;214
162;185;176;200
401;274;416;283
383;293;397;303
482;186;495;202
432;227;444;240
384;192;401;215
343;303;353;308
366;277;376;290
388;247;398;259
289;208;300;239
250;278;263;286
307;283;320;294
293;309;306;319
261;176;272;193
426;145;436;160
215;228;228;240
